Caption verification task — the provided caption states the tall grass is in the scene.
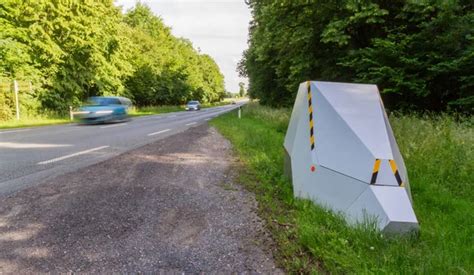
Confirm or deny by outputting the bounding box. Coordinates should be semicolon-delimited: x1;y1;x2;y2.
0;114;70;129
128;105;184;117
211;103;473;273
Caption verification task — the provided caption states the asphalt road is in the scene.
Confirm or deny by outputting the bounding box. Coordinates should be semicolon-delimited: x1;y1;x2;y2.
0;122;280;273
0;103;243;196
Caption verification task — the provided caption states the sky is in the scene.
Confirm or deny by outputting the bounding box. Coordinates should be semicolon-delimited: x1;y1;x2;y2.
115;0;251;93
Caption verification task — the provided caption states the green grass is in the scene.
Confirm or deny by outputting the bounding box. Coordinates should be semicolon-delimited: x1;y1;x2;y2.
210;103;473;274
128;105;184;117
0;116;71;129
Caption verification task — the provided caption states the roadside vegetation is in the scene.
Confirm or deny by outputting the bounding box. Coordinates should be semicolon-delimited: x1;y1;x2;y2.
0;1;225;123
211;103;473;274
0;116;70;130
232;3;473;272
240;2;473;113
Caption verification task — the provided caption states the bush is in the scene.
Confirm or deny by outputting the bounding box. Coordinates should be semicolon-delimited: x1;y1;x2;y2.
0;92;13;121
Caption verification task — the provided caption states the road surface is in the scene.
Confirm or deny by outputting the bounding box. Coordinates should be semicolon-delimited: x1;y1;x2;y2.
0;104;243;196
0;123;280;273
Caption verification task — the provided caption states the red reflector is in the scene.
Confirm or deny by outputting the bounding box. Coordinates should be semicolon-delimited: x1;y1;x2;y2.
310;165;316;172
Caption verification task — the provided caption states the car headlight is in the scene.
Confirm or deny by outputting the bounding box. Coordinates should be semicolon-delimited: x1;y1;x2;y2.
95;110;113;114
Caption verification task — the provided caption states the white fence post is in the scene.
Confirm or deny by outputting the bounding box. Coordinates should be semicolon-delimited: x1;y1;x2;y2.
238;106;241;119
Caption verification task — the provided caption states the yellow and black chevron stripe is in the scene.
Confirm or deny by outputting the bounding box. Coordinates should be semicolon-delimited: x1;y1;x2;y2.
389;159;404;187
307;81;315;151
370;159;404;186
370;158;381;185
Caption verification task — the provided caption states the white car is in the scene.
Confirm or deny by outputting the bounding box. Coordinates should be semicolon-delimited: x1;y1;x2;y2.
185;101;201;111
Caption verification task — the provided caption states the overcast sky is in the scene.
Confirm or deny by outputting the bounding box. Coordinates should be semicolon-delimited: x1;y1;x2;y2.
115;0;251;93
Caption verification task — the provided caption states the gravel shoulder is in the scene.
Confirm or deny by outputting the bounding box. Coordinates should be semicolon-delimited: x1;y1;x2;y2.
0;124;281;273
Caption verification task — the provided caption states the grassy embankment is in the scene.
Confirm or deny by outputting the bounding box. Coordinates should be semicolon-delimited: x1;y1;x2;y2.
210;103;473;274
0;100;234;129
0;116;71;130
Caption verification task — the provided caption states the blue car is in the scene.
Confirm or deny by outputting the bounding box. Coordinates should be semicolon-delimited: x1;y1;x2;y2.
75;96;132;124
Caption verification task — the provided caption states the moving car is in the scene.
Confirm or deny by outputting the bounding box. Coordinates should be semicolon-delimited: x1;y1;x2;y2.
75;96;132;124
185;101;201;111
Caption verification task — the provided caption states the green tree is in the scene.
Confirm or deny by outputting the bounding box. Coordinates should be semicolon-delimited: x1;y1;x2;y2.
238;82;246;97
0;0;134;112
241;0;473;112
0;1;225;117
123;3;224;106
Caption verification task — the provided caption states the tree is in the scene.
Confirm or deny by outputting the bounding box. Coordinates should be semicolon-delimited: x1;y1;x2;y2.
0;0;133;112
238;82;246;97
123;3;224;106
241;1;473;112
0;1;226;118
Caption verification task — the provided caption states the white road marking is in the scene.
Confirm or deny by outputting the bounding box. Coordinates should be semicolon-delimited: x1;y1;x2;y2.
100;123;127;129
37;146;110;165
0;142;72;149
205;118;211;121
138;115;162;120
185;122;197;126
0;129;30;134
148;129;171;136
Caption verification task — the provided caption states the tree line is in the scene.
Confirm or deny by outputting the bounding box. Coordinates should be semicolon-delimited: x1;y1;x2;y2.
240;0;473;113
0;1;225;120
